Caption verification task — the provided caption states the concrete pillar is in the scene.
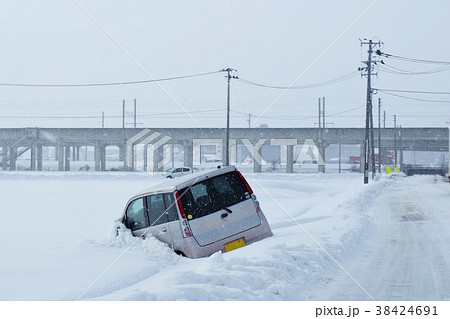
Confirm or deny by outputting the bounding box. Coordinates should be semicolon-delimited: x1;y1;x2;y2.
101;146;106;171
241;139;266;173
270;139;296;174
360;144;365;173
30;146;37;171
170;144;175;168
183;141;193;168
221;138;237;166
2;146;8;171
318;144;326;173
37;145;43;171
10;147;17;170
253;142;262;173
64;146;71;171
229;139;237;166
118;144;126;162
253;158;262;172
142;145;147;172
57;146;64;171
72;147;78;162
94;144;106;171
152;145;164;172
286;145;294;173
94;145;101;171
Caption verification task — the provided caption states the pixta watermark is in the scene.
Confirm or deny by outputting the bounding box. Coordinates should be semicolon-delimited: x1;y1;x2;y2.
126;130;324;174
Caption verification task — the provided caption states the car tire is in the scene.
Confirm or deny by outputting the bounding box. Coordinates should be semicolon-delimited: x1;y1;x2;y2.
174;250;186;257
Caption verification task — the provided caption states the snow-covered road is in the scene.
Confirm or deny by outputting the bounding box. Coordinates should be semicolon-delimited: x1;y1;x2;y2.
310;175;450;300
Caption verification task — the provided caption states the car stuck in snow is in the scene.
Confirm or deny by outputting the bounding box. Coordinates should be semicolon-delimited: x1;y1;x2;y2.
117;166;273;258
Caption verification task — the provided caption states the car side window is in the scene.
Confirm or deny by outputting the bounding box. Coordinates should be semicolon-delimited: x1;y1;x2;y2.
125;198;148;231
147;194;167;226
164;193;179;222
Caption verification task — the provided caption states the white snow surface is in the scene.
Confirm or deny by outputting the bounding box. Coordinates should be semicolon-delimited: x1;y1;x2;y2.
0;171;449;301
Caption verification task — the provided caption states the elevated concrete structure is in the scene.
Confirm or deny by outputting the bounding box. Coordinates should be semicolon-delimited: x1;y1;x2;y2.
0;127;448;172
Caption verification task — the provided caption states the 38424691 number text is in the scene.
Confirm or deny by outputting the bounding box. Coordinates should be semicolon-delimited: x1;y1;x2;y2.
375;306;438;316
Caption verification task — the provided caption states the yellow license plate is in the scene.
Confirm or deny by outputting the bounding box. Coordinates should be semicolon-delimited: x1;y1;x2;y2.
224;238;245;252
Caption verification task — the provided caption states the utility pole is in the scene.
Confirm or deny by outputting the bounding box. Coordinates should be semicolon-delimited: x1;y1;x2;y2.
134;99;137;128
378;98;381;174
370;95;376;179
318;98;322;130
322;97;326;129
248;114;252;129
338;142;342;174
360;39;382;184
122;99;126;129
394;115;397;169
317;97;326;173
221;68;238;166
447;121;450;178
399;125;403;170
102;112;105;128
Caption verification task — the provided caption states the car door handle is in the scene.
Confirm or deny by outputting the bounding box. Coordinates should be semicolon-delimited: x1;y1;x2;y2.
161;227;168;233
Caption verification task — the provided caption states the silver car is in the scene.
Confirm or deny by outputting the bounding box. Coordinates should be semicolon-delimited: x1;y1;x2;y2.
119;166;272;258
164;166;192;179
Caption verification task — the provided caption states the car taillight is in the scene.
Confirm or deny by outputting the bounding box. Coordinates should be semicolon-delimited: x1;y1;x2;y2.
175;191;186;219
175;191;193;237
252;194;261;212
236;170;253;195
237;170;262;211
181;219;193;238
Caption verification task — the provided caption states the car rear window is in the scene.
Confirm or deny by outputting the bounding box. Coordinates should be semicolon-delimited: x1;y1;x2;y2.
178;171;251;220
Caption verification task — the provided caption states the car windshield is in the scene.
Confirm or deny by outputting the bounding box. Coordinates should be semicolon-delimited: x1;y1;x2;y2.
178;171;251;220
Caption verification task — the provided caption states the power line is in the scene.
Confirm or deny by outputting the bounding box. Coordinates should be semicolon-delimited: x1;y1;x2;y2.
376;50;450;65
231;109;316;120
327;105;365;116
0;115;102;119
230;104;365;121
238;71;359;90
139;108;225;117
375;88;450;95
374;50;450;103
380;91;450;103
0;108;226;119
379;63;450;75
0;71;222;88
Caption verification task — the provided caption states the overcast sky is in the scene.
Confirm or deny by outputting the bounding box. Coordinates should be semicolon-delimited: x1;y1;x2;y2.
0;0;449;128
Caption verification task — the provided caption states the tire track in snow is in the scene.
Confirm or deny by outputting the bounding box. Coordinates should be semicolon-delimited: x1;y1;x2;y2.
309;176;450;300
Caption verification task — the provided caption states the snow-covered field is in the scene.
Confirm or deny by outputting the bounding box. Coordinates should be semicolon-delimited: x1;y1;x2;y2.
0;171;449;301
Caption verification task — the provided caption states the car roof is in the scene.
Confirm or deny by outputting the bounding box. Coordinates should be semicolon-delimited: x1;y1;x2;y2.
133;165;237;197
